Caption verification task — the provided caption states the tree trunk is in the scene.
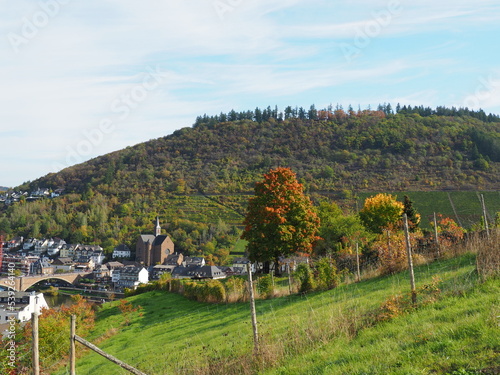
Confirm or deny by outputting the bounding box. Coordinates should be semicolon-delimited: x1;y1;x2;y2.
274;259;281;276
263;261;270;274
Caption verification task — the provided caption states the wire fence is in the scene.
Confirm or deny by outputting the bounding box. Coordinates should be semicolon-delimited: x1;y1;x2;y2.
2;227;496;374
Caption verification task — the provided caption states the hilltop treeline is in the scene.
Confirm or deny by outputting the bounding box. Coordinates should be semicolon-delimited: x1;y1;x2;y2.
195;103;500;125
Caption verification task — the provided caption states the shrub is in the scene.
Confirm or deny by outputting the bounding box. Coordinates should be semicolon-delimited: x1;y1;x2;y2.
377;276;441;322
372;230;408;275
435;215;465;253
183;281;198;300
0;295;95;373
315;257;340;290
475;229;500;280
224;276;246;302
257;275;274;298
203;280;226;303
294;263;316;293
182;279;227;303
372;229;421;275
119;299;143;326
170;279;183;293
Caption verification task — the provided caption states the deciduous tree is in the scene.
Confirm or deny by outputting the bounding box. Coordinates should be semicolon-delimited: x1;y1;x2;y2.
242;167;320;273
359;193;404;234
315;201;370;255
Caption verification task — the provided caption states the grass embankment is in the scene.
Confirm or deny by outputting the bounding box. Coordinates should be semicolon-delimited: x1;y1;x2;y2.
58;252;499;375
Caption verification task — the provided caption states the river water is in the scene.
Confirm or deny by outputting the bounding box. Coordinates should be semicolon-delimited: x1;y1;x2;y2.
43;293;77;308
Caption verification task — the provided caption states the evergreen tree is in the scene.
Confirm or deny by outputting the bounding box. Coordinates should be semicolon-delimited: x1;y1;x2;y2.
228;109;238;121
254;107;263;123
298;107;306;119
403;195;421;232
308;104;318;120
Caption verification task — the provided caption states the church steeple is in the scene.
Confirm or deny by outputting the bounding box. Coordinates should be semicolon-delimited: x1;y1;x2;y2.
155;216;161;237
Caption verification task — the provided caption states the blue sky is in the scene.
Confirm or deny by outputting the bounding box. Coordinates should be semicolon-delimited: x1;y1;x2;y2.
1;0;499;187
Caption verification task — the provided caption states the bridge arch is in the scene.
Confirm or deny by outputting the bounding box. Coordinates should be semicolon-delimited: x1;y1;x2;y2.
0;273;83;291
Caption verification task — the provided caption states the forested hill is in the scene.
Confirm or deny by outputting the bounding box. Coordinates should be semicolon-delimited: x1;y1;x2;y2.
23;108;500;195
2;107;500;257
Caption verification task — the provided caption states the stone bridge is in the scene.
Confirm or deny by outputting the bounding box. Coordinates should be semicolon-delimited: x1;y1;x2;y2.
0;272;83;291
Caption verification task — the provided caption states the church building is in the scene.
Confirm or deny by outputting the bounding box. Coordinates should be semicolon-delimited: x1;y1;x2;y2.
136;218;175;267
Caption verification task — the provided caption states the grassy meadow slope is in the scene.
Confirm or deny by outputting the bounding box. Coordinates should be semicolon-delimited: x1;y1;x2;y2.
58;252;499;375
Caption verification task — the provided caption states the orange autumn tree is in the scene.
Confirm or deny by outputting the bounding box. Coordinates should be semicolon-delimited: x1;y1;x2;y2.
432;214;465;249
372;228;419;275
242;167;320;274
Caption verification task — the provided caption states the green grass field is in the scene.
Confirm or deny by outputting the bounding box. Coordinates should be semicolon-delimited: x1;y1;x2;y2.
54;252;499;375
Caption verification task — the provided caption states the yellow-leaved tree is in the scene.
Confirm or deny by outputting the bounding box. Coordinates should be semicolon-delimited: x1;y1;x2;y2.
359;193;404;234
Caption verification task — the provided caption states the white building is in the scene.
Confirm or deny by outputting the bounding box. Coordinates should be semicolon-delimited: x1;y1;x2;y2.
91;251;105;266
0;291;49;323
47;238;66;256
232;257;256;274
115;266;149;290
112;244;131;259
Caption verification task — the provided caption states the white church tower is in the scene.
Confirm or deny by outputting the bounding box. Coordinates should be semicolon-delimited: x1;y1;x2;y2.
155;216;161;237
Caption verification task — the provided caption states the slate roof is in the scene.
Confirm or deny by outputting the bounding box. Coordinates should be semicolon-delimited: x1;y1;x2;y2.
118;266;147;276
172;265;226;279
164;253;183;265
114;244;130;252
139;235;155;243
105;261;124;269
52;257;74;265
152;235;171;246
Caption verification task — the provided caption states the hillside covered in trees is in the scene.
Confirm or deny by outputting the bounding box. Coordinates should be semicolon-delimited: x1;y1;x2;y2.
24;105;500;195
1;105;500;261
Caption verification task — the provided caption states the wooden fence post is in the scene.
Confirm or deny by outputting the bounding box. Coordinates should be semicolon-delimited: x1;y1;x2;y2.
246;263;259;354
70;314;147;375
355;242;361;282
480;194;490;239
433;212;440;258
32;312;40;375
70;315;76;375
73;336;147;375
386;230;392;273
403;214;417;305
287;264;292;295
